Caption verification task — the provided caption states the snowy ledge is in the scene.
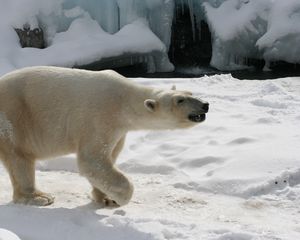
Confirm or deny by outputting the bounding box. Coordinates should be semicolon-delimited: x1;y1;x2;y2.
0;12;174;76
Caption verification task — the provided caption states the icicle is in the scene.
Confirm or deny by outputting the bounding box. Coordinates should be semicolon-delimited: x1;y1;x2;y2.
181;0;185;15
187;0;196;42
263;60;271;71
146;55;156;73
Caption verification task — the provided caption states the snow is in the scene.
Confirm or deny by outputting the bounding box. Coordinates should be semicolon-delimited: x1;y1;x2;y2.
1;74;300;240
0;229;21;240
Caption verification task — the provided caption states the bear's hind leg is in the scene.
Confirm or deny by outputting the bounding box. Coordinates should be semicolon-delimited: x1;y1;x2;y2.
5;152;54;206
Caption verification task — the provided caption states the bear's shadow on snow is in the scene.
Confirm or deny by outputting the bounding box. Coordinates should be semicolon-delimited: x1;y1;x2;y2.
0;203;145;240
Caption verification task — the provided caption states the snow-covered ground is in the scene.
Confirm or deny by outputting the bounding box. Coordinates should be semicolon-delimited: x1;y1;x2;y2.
0;74;299;240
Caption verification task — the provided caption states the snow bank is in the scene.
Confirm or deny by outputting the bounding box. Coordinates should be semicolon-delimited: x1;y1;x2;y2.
204;0;300;70
0;229;21;240
1;75;299;240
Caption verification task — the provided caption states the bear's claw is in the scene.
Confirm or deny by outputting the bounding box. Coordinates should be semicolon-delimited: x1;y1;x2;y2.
103;198;119;208
91;188;120;208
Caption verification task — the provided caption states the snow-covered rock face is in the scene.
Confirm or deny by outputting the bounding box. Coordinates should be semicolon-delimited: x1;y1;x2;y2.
204;0;300;70
256;0;300;64
204;0;270;70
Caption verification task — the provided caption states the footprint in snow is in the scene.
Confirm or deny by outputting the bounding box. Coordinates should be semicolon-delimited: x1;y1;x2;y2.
227;137;256;145
208;140;219;146
119;161;175;175
256;117;280;124
250;99;288;109
179;156;225;168
230;113;246;119
157;143;188;157
210;230;256;240
113;209;126;216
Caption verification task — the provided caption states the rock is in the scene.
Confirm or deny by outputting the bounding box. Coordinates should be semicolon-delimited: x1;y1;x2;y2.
15;26;45;49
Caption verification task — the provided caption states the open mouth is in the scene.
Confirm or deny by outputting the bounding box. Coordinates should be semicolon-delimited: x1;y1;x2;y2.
188;113;206;123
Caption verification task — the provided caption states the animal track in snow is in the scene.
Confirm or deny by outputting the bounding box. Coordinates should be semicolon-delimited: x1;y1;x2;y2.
256;117;280;124
251;99;288;109
230;114;246;119
179;156;225;168
227;137;256;145
119;161;175;175
208;230;257;240
157;143;188;157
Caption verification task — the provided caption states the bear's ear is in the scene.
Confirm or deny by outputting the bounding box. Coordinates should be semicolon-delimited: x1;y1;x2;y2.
171;85;176;90
144;99;157;112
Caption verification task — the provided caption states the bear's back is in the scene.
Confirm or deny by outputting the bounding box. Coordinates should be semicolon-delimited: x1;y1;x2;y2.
0;67;133;110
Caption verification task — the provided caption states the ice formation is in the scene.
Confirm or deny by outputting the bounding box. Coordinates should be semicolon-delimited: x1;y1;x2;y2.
0;0;300;74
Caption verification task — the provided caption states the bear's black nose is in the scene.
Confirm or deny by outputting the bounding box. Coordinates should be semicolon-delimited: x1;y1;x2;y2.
202;103;209;113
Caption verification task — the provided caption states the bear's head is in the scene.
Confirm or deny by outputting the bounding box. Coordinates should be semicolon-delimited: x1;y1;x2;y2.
144;86;209;129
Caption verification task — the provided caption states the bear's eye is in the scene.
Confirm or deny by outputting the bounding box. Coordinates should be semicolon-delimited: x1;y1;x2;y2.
177;98;185;104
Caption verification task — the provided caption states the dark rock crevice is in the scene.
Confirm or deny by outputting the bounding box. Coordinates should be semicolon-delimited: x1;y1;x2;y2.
168;2;212;67
15;25;45;49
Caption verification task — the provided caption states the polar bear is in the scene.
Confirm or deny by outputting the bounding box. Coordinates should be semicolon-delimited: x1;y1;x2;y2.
0;66;209;207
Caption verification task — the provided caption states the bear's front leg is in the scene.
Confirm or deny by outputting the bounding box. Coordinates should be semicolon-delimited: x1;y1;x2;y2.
77;145;134;207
